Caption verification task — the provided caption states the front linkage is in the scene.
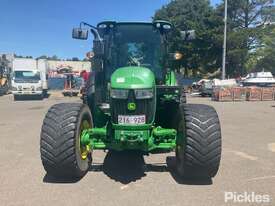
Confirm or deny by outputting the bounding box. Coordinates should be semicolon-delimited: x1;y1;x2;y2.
80;126;177;152
40;102;221;180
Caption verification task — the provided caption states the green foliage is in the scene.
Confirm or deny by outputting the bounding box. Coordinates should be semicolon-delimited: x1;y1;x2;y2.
36;55;48;60
248;27;275;73
154;0;223;77
36;55;60;60
216;0;275;76
50;55;59;60
72;57;80;61
154;0;275;77
15;54;33;59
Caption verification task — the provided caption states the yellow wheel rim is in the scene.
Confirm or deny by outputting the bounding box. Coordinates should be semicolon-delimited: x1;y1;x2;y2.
81;145;90;160
80;120;91;160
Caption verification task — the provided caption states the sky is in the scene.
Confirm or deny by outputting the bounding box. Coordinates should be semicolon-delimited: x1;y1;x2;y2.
0;0;221;59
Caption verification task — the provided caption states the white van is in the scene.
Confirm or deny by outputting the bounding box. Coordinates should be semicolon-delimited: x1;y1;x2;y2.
11;58;48;100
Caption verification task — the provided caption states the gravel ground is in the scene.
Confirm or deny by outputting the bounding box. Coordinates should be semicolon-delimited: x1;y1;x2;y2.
0;93;274;206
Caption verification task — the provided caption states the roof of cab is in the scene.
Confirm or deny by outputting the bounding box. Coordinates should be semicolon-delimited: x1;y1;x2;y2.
97;20;172;27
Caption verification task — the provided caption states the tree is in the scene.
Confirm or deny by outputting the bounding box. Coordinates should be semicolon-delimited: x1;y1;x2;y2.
154;0;223;77
72;57;80;61
50;55;59;61
246;26;275;73
14;54;23;58
36;55;48;60
14;54;33;59
215;0;275;76
153;0;275;77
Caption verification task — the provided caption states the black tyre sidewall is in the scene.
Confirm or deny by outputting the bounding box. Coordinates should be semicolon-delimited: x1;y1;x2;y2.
175;105;186;176
176;104;222;178
40;103;93;178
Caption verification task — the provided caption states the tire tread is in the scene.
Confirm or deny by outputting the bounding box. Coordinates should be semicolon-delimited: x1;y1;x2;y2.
177;104;222;178
40;103;90;178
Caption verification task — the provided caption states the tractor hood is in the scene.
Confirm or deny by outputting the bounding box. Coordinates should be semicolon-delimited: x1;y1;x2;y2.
111;67;155;89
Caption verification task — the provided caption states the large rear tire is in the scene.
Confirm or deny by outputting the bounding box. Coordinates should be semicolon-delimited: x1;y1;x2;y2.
176;104;222;178
40;103;93;178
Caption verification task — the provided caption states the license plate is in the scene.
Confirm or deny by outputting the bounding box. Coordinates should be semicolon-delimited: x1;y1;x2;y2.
118;115;146;125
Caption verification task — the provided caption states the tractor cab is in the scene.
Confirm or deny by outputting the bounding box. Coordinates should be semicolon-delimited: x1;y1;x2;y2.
73;21;185;118
96;21;170;81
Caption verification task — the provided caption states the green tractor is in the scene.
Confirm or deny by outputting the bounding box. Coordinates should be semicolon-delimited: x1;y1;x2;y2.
40;21;222;179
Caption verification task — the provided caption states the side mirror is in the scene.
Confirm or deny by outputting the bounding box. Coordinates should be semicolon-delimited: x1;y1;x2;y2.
72;28;88;40
180;30;196;41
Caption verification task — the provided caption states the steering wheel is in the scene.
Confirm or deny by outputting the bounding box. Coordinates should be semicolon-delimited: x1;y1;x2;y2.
127;55;141;66
127;55;152;68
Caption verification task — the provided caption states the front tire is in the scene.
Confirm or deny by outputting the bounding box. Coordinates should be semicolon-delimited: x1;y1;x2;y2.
40;103;93;178
176;104;222;178
13;95;19;101
38;94;44;100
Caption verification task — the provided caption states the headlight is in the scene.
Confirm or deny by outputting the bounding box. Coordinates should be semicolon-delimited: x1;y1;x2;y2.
37;87;42;91
110;89;128;99
12;87;17;91
135;89;153;99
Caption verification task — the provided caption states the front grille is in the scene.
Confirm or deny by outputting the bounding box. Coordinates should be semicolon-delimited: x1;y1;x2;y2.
111;90;154;124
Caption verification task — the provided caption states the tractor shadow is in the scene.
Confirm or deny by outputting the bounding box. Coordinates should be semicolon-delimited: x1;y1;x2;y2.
166;156;213;185
43;174;82;184
91;151;147;184
90;151;212;185
14;95;43;101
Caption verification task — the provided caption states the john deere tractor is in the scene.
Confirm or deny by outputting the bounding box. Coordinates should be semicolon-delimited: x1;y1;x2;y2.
40;21;222;179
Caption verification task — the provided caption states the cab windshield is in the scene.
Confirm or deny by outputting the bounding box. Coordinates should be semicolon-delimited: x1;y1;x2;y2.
111;24;163;79
14;71;41;81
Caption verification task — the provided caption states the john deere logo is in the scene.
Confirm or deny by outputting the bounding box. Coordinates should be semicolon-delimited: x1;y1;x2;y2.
127;102;136;111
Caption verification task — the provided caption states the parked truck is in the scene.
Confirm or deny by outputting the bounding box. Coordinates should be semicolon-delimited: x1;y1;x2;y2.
11;58;48;100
